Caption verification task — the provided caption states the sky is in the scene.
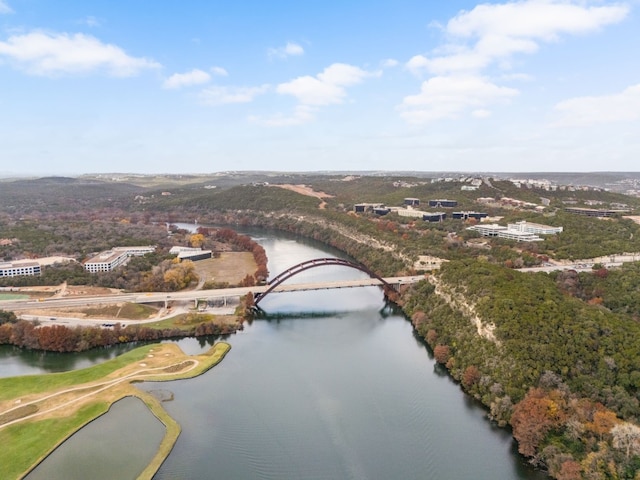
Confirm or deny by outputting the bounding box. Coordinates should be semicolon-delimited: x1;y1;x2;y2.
1;0;639;175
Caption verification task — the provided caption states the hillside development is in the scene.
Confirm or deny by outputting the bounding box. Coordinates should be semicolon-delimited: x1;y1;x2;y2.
2;172;640;478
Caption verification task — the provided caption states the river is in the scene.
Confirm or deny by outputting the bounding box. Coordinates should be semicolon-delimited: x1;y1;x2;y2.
3;229;547;479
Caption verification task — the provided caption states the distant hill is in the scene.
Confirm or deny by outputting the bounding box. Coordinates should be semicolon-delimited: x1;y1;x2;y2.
0;176;143;213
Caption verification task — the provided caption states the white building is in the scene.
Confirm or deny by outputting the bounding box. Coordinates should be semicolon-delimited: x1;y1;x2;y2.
506;221;563;235
468;219;563;242
467;224;543;242
170;246;212;261
0;260;41;278
397;209;427;218
84;246;156;273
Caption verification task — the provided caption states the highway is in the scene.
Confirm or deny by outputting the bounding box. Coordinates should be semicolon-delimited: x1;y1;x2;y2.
0;275;425;314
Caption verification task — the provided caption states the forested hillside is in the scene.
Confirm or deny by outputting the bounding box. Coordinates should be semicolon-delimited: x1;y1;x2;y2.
2;172;640;477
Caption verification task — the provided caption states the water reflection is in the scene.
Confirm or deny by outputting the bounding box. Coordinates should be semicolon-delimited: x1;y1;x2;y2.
25;396;165;480
0;343;139;378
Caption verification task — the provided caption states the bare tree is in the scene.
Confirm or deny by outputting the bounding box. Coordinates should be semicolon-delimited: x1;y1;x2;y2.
611;422;640;460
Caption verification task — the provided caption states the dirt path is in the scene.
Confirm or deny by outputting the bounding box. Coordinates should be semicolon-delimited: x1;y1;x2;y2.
0;343;220;430
272;184;334;209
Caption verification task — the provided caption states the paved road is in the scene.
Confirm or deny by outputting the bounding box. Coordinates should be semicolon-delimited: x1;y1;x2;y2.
0;275;424;316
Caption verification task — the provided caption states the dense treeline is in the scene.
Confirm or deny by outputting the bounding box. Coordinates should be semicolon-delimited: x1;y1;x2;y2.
0;219;170;261
0;317;240;352
556;262;640;320
540;213;640;260
401;261;640;477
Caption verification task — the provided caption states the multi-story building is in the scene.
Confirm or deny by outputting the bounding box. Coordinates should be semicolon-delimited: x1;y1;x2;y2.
0;260;41;278
452;211;488;220
429;199;458;208
467;224;543;242
84;246;156;273
423;212;447;222
468;220;563;242
565;207;631;217
506;221;563;235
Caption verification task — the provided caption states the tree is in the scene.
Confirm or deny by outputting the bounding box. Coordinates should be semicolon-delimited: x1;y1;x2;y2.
557;460;582;480
587;409;619;441
433;345;450;364
0;309;17;325
462;365;481;388
510;388;567;458
189;233;205;248
612;422;640;460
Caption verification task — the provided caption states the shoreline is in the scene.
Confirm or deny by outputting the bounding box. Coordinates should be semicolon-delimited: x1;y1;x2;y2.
0;342;231;480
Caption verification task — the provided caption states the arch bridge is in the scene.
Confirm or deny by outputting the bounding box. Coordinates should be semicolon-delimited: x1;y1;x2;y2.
252;257;397;307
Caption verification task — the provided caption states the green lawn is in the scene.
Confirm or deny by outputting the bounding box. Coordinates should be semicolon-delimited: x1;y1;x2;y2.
0;342;231;480
0;401;110;480
0;344;157;401
0;293;29;301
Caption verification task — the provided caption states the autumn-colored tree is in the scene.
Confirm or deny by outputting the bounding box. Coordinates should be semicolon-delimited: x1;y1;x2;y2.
587;409;620;441
411;310;427;327
433;344;450;364
462;365;481;388
510;388;567;457
556;460;582;480
426;329;438;346
189;233;205;248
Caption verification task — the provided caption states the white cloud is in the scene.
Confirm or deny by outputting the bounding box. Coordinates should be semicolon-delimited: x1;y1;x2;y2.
200;84;269;105
381;58;399;68
553;84;640;127
210;66;228;77
447;1;629;40
163;69;211;89
277;63;377;106
0;1;12;14
0;31;160;76
407;1;629;76
399;75;518;123
267;42;304;59
251;105;316;127
500;72;533;82
80;16;100;27
401;1;628;124
472;109;492;118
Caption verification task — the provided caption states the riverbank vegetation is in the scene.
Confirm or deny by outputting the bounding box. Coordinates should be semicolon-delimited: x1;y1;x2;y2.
0;313;241;352
401;262;640;478
3;172;640;477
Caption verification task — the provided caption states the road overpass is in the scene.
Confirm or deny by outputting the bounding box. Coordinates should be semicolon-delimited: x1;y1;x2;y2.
0;275;425;314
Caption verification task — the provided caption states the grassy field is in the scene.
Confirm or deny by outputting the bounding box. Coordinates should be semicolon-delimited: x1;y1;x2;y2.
0;293;30;301
143;312;240;331
81;302;158;319
0;342;231;480
194;251;256;286
0;344;157;402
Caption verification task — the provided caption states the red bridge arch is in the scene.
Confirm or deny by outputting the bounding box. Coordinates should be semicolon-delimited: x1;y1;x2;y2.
252;257;395;307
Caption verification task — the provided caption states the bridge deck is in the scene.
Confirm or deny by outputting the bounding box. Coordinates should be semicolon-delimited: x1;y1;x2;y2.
0;276;425;311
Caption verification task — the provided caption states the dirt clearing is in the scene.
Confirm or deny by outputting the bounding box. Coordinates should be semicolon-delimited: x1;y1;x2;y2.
193;251;257;286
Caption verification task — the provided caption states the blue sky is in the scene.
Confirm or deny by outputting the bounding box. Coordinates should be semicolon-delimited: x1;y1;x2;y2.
1;0;639;175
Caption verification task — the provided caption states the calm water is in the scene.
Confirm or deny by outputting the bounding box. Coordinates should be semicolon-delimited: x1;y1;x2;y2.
2;229;547;479
25;396;165;480
141;231;547;480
